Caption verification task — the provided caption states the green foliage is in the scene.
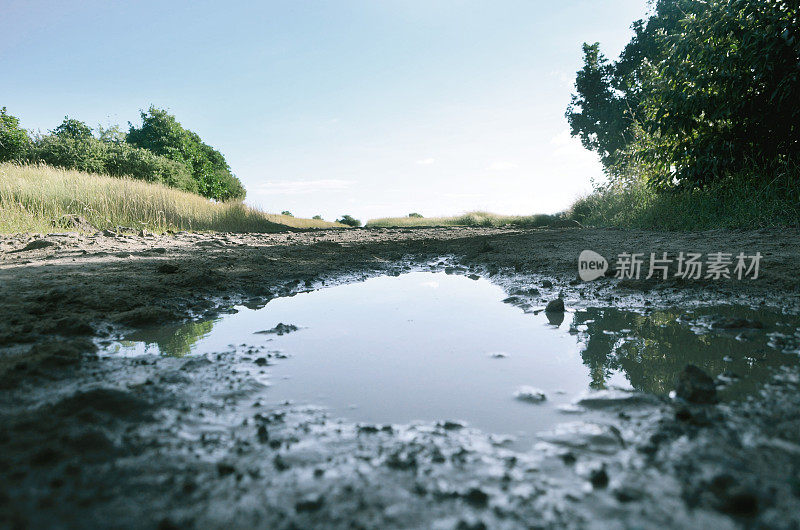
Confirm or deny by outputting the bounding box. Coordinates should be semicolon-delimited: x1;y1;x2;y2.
312;215;323;220
52;117;94;140
567;0;800;191
126;107;245;200
0;107;31;162
28;135;196;193
408;212;423;218
96;123;126;144
281;210;293;217
336;214;362;227
567;161;800;230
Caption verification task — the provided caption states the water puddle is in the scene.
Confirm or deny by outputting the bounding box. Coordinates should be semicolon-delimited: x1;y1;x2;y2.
106;271;800;445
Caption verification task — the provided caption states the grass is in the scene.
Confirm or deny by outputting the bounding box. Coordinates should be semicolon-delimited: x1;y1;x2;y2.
566;177;800;230
366;211;561;228
0;163;346;233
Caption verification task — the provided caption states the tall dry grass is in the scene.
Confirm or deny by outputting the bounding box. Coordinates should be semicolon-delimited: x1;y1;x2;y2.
0;163;345;233
366;211;559;228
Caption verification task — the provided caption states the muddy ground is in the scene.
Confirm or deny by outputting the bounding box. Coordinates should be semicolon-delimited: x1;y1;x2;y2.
1;226;799;529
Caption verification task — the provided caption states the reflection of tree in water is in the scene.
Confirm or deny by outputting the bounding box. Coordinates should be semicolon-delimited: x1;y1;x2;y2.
123;319;218;357
572;307;795;399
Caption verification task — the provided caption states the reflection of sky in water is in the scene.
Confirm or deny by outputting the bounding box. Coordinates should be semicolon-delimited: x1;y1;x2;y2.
108;272;800;443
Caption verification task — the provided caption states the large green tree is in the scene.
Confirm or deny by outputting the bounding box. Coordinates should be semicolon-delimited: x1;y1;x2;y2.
567;0;800;190
126;107;245;200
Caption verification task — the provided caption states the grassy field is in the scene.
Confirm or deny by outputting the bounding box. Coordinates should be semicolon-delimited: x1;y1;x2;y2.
567;178;800;230
366;211;561;228
0;163;345;233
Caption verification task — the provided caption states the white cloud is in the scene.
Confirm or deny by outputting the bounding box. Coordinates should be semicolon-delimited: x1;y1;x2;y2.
416;158;436;165
254;179;354;195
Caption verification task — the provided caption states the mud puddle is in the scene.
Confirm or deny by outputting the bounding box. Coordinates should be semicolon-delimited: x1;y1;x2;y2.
103;271;800;448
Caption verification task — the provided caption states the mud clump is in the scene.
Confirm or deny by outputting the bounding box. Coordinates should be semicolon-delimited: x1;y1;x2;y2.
545;298;565;313
675;364;718;404
514;386;547;403
51;388;153;421
156;263;181;274
11;239;57;253
255;323;299;336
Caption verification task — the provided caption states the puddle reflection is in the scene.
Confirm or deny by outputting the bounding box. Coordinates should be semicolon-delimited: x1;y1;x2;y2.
105;271;799;441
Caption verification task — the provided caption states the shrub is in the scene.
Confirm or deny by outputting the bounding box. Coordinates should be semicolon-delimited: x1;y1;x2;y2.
28;134;196;193
0;107;31;162
336;214;361;227
408;212;423;218
312;215;323;220
281;211;293;217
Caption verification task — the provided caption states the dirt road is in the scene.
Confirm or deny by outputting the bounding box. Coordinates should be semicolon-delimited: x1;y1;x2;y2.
1;226;799;528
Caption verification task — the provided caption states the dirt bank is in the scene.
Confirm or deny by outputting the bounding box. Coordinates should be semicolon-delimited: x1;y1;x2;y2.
1;226;799;528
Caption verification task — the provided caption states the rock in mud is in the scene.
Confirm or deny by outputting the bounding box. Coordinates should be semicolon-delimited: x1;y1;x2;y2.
589;465;609;488
156;263;180;274
514;386;546;403
545;298;565;313
573;389;660;409
675;364;718;404
295;494;325;513
11;239;56;253
255;323;299;335
541;280;553;288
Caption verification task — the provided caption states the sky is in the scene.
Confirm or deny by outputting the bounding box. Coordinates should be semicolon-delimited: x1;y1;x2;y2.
1;0;651;221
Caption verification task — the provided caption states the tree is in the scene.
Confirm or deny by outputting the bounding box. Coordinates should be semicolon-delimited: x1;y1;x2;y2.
52;117;94;140
567;0;800;190
312;215;323;220
126;107;245;200
0;107;31;162
96;123;126;143
281;210;293;217
408;212;423;218
336;215;361;227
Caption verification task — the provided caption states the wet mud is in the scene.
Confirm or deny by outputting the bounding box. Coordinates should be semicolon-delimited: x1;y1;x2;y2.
1;227;800;528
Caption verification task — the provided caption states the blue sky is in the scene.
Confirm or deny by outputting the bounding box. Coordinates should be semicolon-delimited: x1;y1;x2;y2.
2;0;649;221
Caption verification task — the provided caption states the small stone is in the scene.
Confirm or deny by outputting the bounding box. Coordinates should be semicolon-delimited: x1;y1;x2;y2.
589;466;609;488
295;494;324;512
257;425;269;443
541;280;553;288
216;462;235;476
254;323;299;335
545;298;565;313
463;487;489;507
514;386;546;403
254;357;269;366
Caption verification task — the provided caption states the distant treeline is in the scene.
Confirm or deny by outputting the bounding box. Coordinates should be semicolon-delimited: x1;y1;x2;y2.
567;0;799;192
0;106;245;201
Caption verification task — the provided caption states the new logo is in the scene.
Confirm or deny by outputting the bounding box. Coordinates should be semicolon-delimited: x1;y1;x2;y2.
578;249;608;281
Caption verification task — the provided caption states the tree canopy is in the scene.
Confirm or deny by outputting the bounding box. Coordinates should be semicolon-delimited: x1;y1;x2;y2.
567;0;800;190
127;107;245;200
